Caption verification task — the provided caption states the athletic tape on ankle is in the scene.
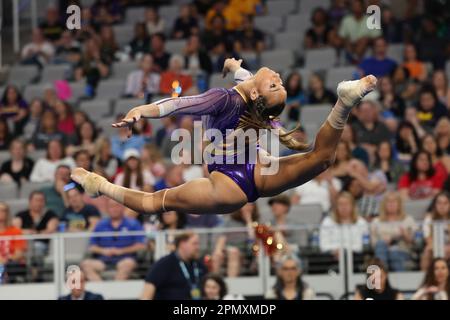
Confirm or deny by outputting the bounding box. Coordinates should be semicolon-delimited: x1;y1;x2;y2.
99;180;125;203
326;101;352;130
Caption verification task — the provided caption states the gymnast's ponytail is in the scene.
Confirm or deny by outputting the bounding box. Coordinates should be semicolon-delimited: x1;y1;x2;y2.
237;96;311;152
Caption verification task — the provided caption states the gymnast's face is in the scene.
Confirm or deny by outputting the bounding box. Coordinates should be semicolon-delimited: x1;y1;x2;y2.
252;67;287;108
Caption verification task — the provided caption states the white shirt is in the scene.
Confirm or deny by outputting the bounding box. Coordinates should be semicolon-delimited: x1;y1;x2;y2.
125;70;161;96
30;157;75;183
21;41;55;60
338;15;382;42
114;170;155;190
319;216;369;253
295;178;341;212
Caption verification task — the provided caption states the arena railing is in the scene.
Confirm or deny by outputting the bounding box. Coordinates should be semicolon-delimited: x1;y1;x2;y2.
0;221;446;300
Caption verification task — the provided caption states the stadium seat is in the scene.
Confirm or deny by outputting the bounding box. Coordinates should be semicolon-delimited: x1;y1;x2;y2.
4;198;28;215
8;65;39;86
97;117;117;137
285;13;311;34
165;39;187;55
111;61;139;80
159;5;179;20
325;66;357;91
114;98;145;116
0;184;18;201
64;237;89;264
290;204;323;225
0;150;10;164
304;48;338;70
296;68;312;89
260;49;295;72
209;73;235;89
299;0;330;14
79;99;112;121
19;182;53;199
274;32;304;54
300;104;333;139
387;44;404;64
67;81;87;104
254;16;284;35
404;199;431;221
23;84;48;102
96;80;126;99
125;6;146;24
113;25;135;47
40;64;70;82
266;0;298;16
28;149;46;162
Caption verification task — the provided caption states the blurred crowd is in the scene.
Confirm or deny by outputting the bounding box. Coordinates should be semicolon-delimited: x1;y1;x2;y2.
1;0;450;300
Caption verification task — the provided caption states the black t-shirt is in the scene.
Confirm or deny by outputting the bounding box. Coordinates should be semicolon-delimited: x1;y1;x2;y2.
16;209;58;231
0;158;34;185
39;22;65;42
356;284;399;300
152;52;171;72
62;204;101;230
145;252;207;300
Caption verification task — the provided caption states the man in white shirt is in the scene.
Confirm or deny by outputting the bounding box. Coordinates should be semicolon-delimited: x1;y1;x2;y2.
125;54;161;100
21;28;55;68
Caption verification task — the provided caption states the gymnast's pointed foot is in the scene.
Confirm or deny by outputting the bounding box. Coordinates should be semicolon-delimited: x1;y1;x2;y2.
71;167;106;198
337;75;377;107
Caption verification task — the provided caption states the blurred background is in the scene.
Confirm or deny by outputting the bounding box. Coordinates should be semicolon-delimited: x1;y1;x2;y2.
0;0;450;300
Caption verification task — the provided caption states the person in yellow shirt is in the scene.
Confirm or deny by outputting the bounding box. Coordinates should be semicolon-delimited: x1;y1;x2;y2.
205;0;262;31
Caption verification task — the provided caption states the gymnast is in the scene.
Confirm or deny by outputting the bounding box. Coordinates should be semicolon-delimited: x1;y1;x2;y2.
71;58;377;216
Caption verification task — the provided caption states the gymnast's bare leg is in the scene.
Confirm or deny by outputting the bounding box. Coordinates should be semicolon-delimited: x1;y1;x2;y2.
71;76;377;214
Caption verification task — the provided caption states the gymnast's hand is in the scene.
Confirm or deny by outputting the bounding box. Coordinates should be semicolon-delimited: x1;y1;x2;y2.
112;107;142;137
222;57;243;78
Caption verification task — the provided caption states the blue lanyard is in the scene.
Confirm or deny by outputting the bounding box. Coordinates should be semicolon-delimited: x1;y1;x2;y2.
178;258;199;286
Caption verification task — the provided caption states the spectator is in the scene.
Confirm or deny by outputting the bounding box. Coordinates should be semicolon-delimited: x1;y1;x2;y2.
380;6;403;44
154;164;184;191
110;114;146;161
340;124;370;166
159;55;195;96
307;73;336;105
304;8;337;49
91;0;123;25
319;192;369;255
395;121;420;163
150;33;171;73
145;7;165;36
435;117;450;155
185;213;221;229
183;34;213;76
212;203;258;277
377;76;406;119
371;192;416;271
0;139;33;186
422;134;450;176
74;38;109;97
416;86;448;130
352;101;392;156
292;169;341;214
172;4;199;39
99;25;118;65
402;44;427;82
420;192;450;270
416;17;447;69
267;195;296;249
330;141;353;182
0;202;26;283
432;70;450;108
54;30;82;65
124;54;161;100
233;15;265;54
59;270;104;300
412;258;449;300
0;85;28;132
81;199;145;281
93;137;119;181
54;100;75;136
13;191;59;251
201;14;233;56
67;120;98;156
347;159;387;218
372;140;405;184
398;151;444;200
338;0;381;62
157;211;187;251
354;258;404;300
284;72;307;122
21;28;55;69
62;184;101;232
328;0;347;27
40;165;71;218
392;66;420;105
127;23;150;60
358;37;397;78
39;6;65;42
265;254;315;300
21;98;45;140
30;139;75;183
31;109;66;150
141;231;207;300
114;148;155;192
201;273;228;300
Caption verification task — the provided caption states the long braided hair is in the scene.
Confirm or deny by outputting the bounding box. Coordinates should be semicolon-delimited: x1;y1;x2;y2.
237;96;311;152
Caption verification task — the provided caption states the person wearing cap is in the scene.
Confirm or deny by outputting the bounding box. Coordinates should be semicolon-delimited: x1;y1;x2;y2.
264;254;315;300
114;148;155;192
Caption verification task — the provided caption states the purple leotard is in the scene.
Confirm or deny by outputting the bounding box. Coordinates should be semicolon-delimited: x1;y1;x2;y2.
153;70;260;202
